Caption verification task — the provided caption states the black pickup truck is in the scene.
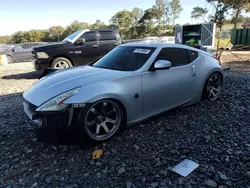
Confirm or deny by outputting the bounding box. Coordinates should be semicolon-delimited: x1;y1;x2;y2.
32;29;122;71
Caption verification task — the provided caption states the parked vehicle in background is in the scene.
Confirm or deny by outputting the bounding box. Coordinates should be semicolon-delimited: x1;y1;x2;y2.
0;44;15;51
0;42;46;64
32;29;121;71
143;36;159;42
158;36;175;43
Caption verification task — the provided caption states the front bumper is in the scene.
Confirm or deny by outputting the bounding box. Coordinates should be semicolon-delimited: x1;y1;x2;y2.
34;58;51;71
23;101;42;125
23;100;75;127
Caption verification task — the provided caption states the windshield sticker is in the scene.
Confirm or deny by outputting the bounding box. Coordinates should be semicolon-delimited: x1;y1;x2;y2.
133;49;151;54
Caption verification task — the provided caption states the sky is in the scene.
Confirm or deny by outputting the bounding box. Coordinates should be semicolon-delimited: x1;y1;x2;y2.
0;0;212;35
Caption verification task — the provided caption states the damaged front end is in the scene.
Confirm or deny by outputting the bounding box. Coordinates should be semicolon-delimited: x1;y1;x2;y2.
23;87;83;128
23;100;81;128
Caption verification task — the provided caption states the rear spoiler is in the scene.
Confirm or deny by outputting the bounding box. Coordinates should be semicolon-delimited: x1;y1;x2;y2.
38;68;61;79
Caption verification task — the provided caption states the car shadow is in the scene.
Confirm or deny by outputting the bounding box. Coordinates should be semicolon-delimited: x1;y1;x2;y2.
1;71;40;80
34;126;99;149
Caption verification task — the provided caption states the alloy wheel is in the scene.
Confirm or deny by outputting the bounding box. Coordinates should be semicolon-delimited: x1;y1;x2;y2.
84;100;122;141
207;74;222;101
54;61;70;69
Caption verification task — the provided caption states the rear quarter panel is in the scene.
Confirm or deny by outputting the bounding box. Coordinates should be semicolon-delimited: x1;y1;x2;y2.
194;52;224;100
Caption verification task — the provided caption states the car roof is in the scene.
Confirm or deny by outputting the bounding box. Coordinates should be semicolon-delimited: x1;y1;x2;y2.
121;42;214;56
121;42;193;49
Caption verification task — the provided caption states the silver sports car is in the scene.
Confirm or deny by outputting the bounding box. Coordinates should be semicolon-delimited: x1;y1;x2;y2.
23;43;224;141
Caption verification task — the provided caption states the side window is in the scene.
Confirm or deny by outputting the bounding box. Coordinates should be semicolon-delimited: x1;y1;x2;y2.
190;50;199;61
155;48;191;67
22;44;31;49
81;31;97;42
99;31;116;41
14;45;23;51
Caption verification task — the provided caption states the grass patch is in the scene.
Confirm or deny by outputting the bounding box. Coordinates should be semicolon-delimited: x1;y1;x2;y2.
215;38;232;49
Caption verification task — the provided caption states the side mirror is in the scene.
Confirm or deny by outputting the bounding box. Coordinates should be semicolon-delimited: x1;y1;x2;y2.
12;48;15;52
152;60;172;71
74;38;85;45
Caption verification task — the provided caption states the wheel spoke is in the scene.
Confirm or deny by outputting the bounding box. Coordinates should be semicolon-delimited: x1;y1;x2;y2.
91;108;99;116
105;117;116;124
211;90;216;97
103;102;107;111
102;122;110;133
86;119;96;127
212;87;219;92
105;109;116;116
95;125;101;135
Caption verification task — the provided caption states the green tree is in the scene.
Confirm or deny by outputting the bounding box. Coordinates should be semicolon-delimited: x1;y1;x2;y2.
109;10;134;39
153;0;167;25
169;0;183;26
63;20;89;38
48;26;65;41
208;2;230;31
208;0;250;28
11;31;27;43
137;8;159;37
191;7;209;22
25;30;45;42
91;20;108;29
130;7;144;38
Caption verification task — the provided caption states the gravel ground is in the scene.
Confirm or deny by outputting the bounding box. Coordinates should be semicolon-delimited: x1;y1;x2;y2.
0;63;250;188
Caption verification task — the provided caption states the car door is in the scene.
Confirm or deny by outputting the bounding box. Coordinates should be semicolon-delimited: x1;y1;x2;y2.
73;31;99;65
21;43;34;61
142;47;196;117
11;45;26;62
97;30;119;57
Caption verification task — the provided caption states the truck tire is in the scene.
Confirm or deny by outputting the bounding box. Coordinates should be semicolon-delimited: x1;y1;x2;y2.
51;57;73;69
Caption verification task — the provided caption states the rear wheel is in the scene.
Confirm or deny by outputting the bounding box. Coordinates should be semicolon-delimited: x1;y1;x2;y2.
78;100;125;142
51;57;73;69
203;73;223;101
6;55;14;64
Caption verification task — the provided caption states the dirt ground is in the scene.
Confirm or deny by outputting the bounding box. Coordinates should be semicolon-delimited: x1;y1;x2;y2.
220;51;250;72
0;56;249;188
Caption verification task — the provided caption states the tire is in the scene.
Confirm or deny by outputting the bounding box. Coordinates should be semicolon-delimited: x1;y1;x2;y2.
77;99;125;142
51;57;73;69
6;55;14;64
203;72;223;101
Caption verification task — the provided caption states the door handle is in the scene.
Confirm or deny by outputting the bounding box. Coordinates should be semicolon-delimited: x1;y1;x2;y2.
192;65;196;77
92;45;98;48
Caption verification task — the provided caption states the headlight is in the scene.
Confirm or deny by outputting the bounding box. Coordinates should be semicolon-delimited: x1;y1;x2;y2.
37;52;49;59
36;88;80;112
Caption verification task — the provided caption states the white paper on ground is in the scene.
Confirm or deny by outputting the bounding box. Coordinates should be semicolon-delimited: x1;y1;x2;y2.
171;159;199;177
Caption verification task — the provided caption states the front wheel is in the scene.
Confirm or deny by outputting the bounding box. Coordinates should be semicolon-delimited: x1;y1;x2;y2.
51;57;73;69
77;100;125;142
203;73;223;101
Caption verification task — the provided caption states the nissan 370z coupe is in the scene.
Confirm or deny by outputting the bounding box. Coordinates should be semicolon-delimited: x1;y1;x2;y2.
23;43;224;142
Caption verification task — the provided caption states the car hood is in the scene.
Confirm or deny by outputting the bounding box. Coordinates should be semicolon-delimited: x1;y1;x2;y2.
23;66;131;106
33;42;66;51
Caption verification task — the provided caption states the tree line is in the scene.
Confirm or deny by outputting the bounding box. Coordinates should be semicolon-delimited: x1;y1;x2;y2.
0;0;249;44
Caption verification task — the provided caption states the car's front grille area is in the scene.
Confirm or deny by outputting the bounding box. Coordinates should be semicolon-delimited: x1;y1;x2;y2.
31;51;37;59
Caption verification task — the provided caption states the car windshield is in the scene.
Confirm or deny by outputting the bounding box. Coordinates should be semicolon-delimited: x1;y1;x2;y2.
92;46;156;71
62;30;83;43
